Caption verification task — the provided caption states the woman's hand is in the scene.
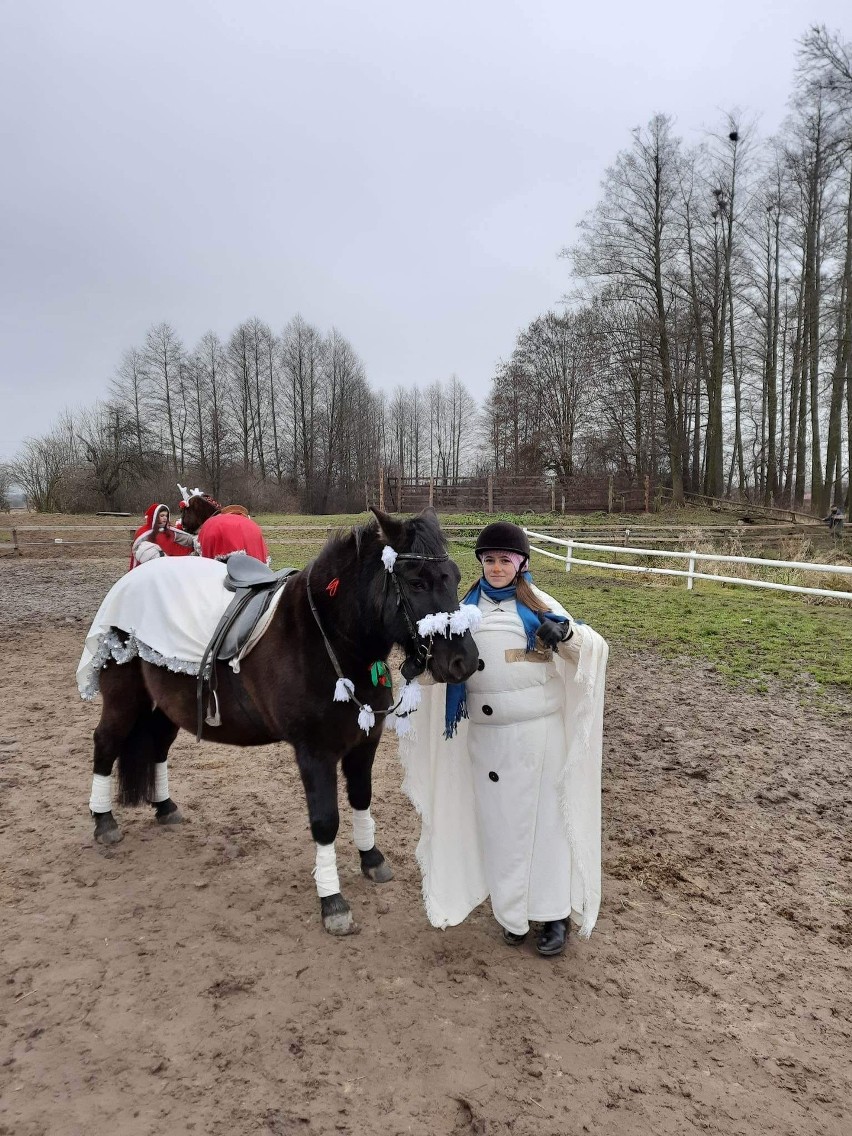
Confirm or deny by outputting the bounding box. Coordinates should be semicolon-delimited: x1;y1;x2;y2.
535;617;572;652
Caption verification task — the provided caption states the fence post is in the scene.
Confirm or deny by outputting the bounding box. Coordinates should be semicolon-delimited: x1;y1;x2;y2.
687;549;697;591
12;528;19;555
550;482;556;512
378;468;385;512
607;476;613;514
487;474;493;514
565;539;574;573
429;479;434;507
644;474;650;513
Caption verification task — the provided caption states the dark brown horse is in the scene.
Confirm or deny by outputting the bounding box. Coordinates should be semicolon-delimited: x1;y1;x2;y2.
86;508;478;934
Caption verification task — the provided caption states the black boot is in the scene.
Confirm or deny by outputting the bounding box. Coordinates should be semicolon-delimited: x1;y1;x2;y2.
501;925;528;946
536;919;568;957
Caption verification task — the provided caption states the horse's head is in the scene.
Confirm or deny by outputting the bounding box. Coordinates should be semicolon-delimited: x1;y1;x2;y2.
179;492;220;535
369;507;479;684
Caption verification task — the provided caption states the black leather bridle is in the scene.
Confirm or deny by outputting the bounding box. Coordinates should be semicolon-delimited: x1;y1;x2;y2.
385;552;451;673
305;550;451;711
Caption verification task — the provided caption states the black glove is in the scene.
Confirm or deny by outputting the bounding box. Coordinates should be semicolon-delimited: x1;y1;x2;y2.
535;617;572;652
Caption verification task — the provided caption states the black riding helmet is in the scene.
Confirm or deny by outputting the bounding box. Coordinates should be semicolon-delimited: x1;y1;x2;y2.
474;521;530;563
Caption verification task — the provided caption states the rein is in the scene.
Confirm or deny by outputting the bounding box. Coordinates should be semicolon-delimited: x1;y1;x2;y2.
304;548;449;724
304;561;408;721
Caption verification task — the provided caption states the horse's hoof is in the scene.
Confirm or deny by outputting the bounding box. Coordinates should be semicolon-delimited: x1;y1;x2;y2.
321;893;358;936
154;799;184;825
359;846;394;883
363;859;394;883
93;812;123;845
156;809;184;826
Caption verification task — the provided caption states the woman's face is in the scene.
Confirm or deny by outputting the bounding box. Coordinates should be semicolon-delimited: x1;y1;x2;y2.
480;552;518;589
155;507;169;530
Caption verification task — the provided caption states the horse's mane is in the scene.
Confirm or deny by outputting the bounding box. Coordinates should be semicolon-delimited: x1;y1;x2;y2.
309;513;447;636
315;512;446;575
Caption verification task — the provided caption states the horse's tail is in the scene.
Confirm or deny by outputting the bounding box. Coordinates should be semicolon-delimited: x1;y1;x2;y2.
116;708;160;806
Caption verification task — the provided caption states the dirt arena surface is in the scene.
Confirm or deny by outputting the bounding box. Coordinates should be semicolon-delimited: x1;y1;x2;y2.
1;557;850;1136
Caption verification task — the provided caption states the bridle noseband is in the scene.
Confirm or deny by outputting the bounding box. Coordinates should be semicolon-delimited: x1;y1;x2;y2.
386;552;450;670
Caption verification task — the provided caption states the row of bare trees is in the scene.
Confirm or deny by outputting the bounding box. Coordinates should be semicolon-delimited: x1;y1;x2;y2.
480;26;851;511
8;317;481;514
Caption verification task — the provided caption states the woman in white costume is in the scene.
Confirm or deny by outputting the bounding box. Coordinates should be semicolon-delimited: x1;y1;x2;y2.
399;521;608;957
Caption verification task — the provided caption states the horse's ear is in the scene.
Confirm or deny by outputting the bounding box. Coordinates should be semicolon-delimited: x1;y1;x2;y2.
369;506;405;547
419;506;439;525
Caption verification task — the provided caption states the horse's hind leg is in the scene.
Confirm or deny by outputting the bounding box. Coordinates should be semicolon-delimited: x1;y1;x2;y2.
90;661;181;843
147;712;181;825
89;659;148;844
294;745;355;936
342;740;394;884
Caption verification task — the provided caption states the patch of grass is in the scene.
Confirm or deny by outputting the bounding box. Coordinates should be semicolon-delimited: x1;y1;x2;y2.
525;558;852;700
446;542;851;699
252;505;735;529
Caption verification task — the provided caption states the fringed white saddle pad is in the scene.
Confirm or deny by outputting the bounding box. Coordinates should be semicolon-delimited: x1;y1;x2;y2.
76;557;282;699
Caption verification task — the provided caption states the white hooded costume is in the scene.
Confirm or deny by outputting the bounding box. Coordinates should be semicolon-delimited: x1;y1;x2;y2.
399;585;608;939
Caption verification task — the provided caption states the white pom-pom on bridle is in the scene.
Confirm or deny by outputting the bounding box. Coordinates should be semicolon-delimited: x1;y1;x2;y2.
417;604;480;638
381;545;398;572
333;678;356;703
357;705;376;733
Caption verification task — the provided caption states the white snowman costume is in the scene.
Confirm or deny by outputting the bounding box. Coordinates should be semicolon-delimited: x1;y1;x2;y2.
399;585;608;939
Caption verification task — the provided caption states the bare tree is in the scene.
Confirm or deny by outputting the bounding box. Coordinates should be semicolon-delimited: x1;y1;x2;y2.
514;310;594;486
144;323;186;476
110;347;149;459
280;315;324;510
10;411;79;512
190;331;230;496
570;115;688;501
0;464;13;511
75;401;142;509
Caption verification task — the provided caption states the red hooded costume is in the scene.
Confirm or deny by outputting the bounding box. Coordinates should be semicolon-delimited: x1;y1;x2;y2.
129;503;194;570
195;512;269;563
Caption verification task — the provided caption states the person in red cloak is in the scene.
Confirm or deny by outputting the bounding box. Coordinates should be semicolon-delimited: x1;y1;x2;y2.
129;503;195;570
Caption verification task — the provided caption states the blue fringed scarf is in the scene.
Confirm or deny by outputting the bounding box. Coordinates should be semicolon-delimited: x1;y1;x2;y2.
444;573;568;738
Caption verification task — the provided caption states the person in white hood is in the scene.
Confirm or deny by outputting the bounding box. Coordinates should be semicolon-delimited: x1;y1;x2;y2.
399;521;608;957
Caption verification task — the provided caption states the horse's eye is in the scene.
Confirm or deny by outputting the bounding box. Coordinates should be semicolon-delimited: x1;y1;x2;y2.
409;579;426;591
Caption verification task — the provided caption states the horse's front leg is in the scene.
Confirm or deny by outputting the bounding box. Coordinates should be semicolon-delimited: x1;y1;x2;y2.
342;739;394;884
294;745;355;936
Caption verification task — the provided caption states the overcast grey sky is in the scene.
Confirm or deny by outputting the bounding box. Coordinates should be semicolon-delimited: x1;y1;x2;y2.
1;0;848;459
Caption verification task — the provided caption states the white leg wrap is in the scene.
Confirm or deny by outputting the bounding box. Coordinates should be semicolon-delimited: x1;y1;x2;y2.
89;773;112;814
312;843;340;898
152;761;170;804
351;808;376;852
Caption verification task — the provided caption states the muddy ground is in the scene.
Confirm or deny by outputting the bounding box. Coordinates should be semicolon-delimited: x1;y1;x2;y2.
1;556;850;1136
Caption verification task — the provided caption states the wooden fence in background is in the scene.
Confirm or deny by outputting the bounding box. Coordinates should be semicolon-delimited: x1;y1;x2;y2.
379;472;651;514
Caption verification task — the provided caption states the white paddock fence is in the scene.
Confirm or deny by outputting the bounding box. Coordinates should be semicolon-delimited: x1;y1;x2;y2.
523;528;852;602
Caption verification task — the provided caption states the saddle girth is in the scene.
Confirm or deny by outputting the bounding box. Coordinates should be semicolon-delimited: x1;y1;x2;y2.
196;557;297;741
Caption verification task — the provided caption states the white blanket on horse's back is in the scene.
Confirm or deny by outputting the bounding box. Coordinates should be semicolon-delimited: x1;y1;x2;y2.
76;557;272;699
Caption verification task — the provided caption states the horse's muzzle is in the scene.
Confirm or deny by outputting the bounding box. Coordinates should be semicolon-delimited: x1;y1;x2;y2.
427;632;479;684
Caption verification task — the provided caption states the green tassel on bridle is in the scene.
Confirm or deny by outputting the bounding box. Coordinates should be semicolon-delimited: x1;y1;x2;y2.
370;661;392;688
